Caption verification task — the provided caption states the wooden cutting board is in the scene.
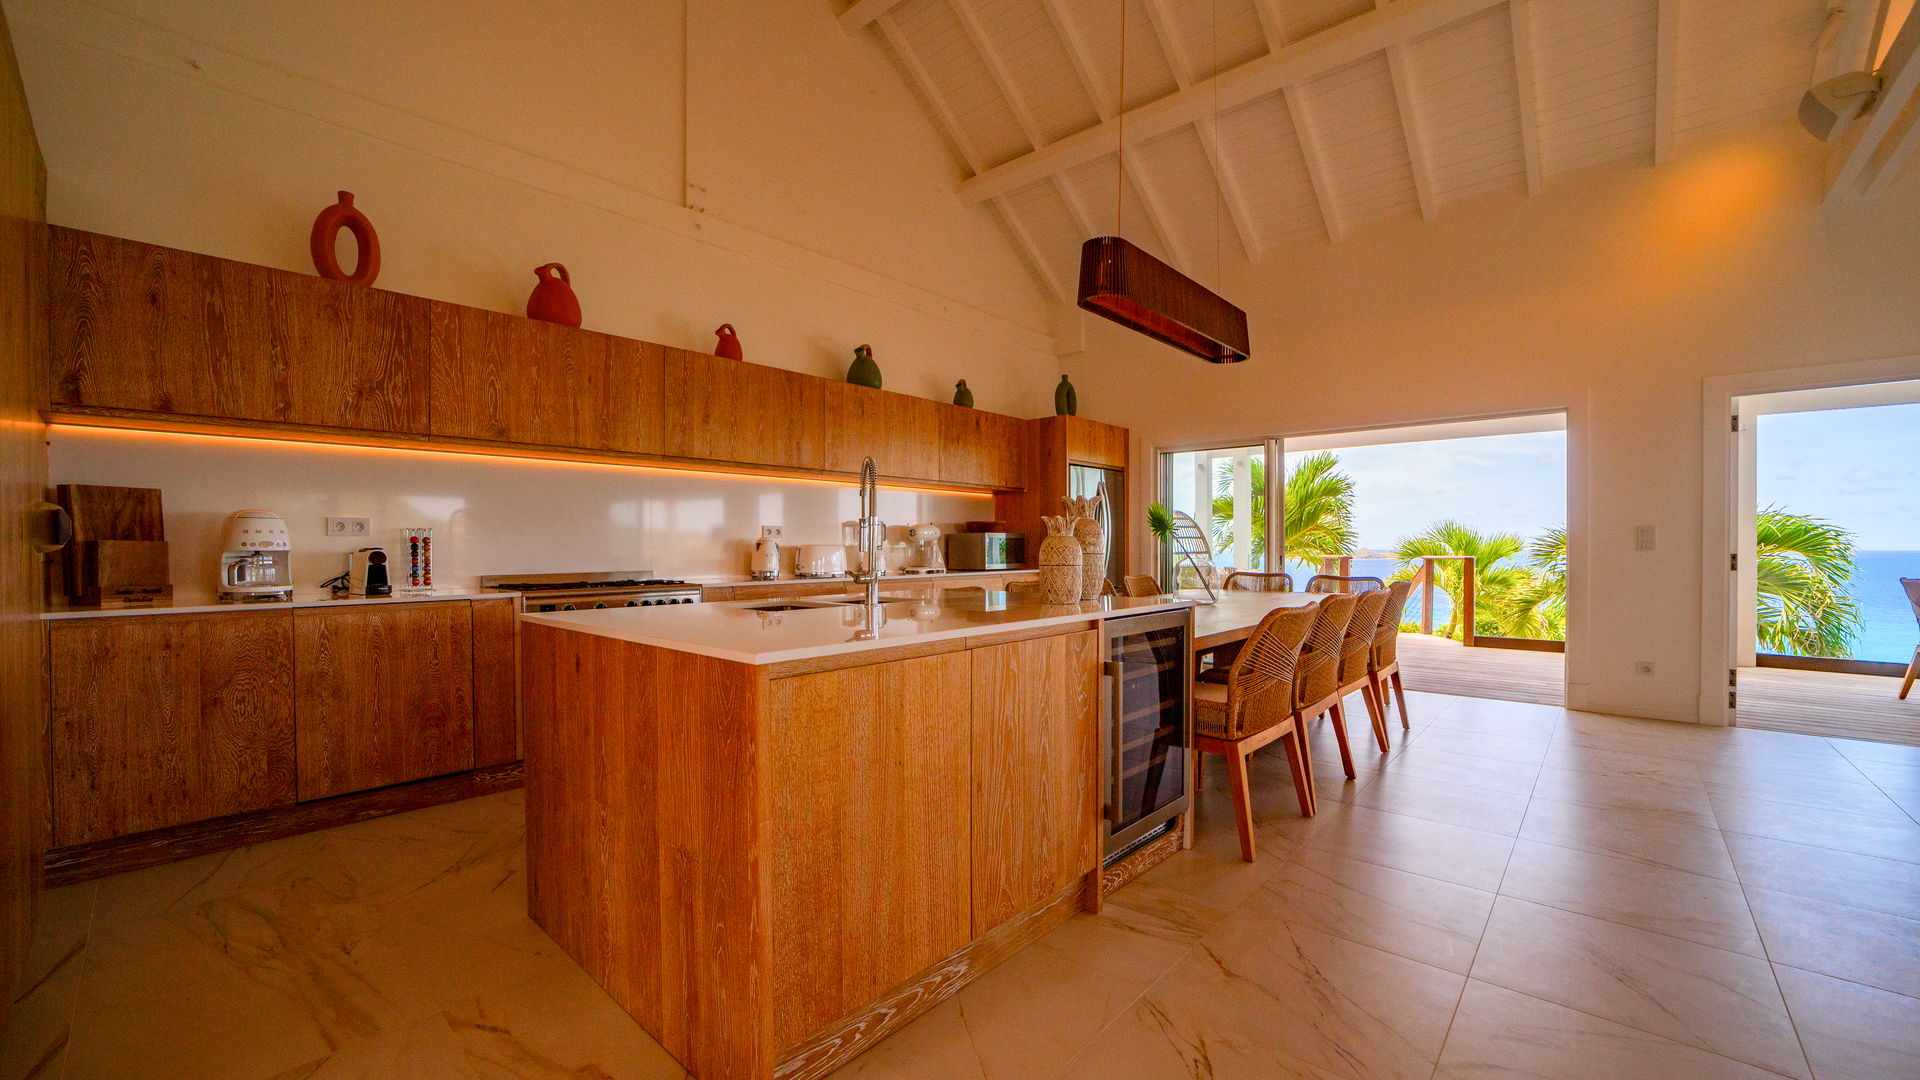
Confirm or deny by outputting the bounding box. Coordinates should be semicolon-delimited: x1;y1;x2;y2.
71;539;171;605
55;485;168;604
56;484;165;541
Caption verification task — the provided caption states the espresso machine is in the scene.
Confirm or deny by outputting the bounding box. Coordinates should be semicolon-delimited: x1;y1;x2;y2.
218;509;294;602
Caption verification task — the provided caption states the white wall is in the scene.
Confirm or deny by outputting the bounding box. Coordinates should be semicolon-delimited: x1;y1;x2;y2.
4;0;1057;413
49;426;991;596
1070;122;1920;723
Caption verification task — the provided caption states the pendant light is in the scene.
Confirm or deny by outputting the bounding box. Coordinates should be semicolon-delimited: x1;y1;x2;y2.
1075;0;1249;363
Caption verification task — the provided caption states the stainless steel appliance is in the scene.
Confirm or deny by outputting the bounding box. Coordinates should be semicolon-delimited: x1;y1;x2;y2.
217;509;293;603
945;531;1024;571
479;570;701;612
347;547;392;596
1100;608;1192;859
903;523;945;573
1070;464;1124;593
750;536;781;580
795;545;848;578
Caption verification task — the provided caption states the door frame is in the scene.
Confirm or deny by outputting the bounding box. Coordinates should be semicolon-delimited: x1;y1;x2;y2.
1699;354;1920;726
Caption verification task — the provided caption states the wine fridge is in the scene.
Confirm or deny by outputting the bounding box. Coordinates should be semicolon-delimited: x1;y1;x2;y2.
1100;607;1193;859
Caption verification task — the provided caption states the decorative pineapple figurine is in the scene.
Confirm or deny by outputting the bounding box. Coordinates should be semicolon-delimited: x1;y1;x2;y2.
1038;515;1084;605
1063;495;1105;600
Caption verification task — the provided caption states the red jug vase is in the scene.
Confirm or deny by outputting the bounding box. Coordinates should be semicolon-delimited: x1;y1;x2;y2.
714;323;743;360
527;263;582;327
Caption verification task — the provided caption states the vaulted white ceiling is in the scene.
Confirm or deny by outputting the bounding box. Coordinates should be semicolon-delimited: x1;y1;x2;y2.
840;0;1883;301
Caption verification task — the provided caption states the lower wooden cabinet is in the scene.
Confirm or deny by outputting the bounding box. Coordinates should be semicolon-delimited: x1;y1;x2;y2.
49;611;296;847
294;602;476;800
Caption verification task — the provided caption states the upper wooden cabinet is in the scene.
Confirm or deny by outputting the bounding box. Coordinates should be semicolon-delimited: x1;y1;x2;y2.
48;227;428;433
48;611;296;847
938;404;1025;490
1061;416;1129;469
663;348;824;470
428;302;663;453
822;381;941;482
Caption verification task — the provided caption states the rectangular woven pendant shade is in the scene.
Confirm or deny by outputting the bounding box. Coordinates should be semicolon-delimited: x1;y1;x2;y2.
1076;236;1250;363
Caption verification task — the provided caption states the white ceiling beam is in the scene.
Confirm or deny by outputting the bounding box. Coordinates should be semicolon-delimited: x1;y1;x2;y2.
1196;117;1264;258
840;0;910;34
1122;155;1192;269
1283;85;1344;242
991;195;1070;302
1812;2;1879;83
877;14;985;174
951;0;1045;149
1653;0;1681;164
1828;7;1920;199
957;0;1507;203
1251;0;1287;51
1041;0;1113;121
1140;0;1195;88
1054;175;1098;237
1385;45;1438;219
1509;0;1544;195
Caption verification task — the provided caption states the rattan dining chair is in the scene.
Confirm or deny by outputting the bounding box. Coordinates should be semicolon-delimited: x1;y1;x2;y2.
1304;574;1385;594
1295;592;1360;778
1901;578;1919;701
1370;580;1415;726
1124;574;1164;597
1191;604;1321;861
1335;589;1395;755
1223;571;1294;592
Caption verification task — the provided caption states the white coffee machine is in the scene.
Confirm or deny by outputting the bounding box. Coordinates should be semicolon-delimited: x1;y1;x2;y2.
903;523;945;573
218;510;293;602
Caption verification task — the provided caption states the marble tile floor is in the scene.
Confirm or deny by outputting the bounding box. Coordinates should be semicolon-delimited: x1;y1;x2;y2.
5;691;1920;1079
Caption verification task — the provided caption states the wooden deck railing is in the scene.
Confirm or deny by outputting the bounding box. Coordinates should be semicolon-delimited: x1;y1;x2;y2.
1411;555;1477;648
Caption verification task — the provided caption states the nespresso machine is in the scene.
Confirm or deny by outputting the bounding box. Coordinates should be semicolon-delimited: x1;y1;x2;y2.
218;509;294;602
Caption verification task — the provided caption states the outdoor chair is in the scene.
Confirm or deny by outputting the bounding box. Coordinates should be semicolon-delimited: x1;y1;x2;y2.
1370;580;1415;727
1192;604;1321;861
1124;574;1164;597
1296;592;1361;779
1305;574;1385;594
1902;578;1920;701
1224;571;1294;592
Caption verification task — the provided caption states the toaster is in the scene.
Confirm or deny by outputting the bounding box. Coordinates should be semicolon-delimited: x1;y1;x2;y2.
796;544;849;578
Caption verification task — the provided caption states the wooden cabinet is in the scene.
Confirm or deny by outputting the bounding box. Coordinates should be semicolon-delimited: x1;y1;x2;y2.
48;227;428;432
471;597;521;767
49;612;296;846
293;603;476;801
769;651;972;1048
969;629;1099;934
939;404;1025;489
823;382;942;482
663;348;824;470
1062;416;1129;469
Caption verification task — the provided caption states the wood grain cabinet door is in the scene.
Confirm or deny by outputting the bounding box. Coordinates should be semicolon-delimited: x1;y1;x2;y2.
662;349;825;470
294;602;475;801
768;652;972;1048
49;612;296;846
823;382;941;482
968;630;1099;935
938;405;1025;489
48;227;428;432
428;302;611;449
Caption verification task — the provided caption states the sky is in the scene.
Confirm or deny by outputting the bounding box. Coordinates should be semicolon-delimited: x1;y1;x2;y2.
1309;431;1567;551
1755;402;1920;551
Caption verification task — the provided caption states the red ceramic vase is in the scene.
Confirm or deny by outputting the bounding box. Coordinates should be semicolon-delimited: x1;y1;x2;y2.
714;323;743;360
526;263;582;327
310;191;380;286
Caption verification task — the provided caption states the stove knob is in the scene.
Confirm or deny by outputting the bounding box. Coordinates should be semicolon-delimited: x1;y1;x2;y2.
593;601;609;609
678;597;693;604
640;599;656;606
624;600;641;607
561;603;577;611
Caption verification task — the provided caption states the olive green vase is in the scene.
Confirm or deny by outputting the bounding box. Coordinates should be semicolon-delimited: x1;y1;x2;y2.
847;344;882;389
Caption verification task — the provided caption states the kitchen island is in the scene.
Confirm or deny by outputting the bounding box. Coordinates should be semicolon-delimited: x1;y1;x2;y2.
519;591;1192;1080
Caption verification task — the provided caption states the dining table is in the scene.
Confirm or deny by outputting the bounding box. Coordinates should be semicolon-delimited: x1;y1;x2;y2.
1178;590;1324;654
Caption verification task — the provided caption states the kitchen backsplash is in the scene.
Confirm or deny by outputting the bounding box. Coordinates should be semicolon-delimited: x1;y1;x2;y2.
49;427;994;594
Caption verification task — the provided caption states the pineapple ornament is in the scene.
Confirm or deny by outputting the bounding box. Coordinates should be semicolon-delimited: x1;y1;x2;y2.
1062;495;1105;600
1038;515;1084;604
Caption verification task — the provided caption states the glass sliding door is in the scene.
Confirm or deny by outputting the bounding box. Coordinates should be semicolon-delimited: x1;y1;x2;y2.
1159;443;1274;588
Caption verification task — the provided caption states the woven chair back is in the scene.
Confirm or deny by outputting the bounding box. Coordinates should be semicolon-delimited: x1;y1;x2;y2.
1339;589;1392;683
1224;571;1294;592
1305;575;1385;594
1220;604;1319;739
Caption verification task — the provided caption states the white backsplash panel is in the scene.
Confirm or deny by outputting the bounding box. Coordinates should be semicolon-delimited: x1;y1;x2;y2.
49;427;994;596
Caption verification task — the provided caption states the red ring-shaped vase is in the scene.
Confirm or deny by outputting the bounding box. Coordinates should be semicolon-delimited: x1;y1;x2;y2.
310;191;381;286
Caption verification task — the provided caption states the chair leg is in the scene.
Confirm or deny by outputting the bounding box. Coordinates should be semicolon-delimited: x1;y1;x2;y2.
1361;682;1390;752
1225;742;1257;862
1901;648;1918;701
1327;699;1356;780
1391;669;1411;727
1281;726;1315;817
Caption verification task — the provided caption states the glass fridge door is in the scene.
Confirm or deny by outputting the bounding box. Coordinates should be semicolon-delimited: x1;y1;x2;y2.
1103;608;1191;854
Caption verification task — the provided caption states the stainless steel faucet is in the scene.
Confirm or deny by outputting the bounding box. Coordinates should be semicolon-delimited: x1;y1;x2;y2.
853;456;882;609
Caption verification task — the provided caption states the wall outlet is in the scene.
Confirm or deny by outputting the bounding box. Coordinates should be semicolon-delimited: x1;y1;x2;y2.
761;525;783;540
326;517;370;537
1634;525;1655;551
1634;661;1655;677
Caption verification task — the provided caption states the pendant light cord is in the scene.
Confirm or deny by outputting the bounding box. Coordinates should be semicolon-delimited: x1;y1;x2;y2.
1116;0;1126;235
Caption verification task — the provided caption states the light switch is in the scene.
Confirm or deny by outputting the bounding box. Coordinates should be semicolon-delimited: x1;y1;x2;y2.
1634;525;1655;552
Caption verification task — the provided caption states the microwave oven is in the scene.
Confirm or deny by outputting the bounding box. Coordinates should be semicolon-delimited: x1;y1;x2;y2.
946;532;1025;571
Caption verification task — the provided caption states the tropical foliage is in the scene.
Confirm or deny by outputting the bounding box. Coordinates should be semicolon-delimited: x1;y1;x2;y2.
1209;452;1357;566
1388;521;1566;641
1753;506;1860;657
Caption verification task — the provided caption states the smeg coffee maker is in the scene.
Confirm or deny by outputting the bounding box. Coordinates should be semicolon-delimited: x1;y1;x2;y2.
218;509;294;602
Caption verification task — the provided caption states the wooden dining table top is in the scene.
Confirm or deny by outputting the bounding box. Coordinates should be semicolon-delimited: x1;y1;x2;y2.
1176;590;1323;651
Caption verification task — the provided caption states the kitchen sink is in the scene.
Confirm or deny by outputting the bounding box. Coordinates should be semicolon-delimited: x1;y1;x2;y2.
736;602;824;612
814;594;920;605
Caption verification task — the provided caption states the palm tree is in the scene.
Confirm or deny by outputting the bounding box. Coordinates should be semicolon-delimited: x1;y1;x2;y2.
1390;521;1534;640
1754;507;1860;658
1209;451;1356;568
1496;526;1568;640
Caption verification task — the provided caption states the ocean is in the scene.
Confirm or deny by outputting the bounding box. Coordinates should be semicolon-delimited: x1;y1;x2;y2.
1278;550;1920;663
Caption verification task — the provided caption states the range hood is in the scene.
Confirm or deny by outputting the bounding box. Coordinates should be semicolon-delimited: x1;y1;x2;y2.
1076;236;1250;364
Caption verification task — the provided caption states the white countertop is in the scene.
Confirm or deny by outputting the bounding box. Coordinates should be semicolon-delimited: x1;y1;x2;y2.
520;591;1193;665
42;588;516;620
688;568;1032;588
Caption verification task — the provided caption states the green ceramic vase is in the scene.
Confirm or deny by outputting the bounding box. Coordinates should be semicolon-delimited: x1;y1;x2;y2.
953;380;974;408
847;344;882;389
1055;374;1078;416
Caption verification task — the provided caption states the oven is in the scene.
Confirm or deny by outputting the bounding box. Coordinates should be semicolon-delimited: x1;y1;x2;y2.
479;570;702;612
